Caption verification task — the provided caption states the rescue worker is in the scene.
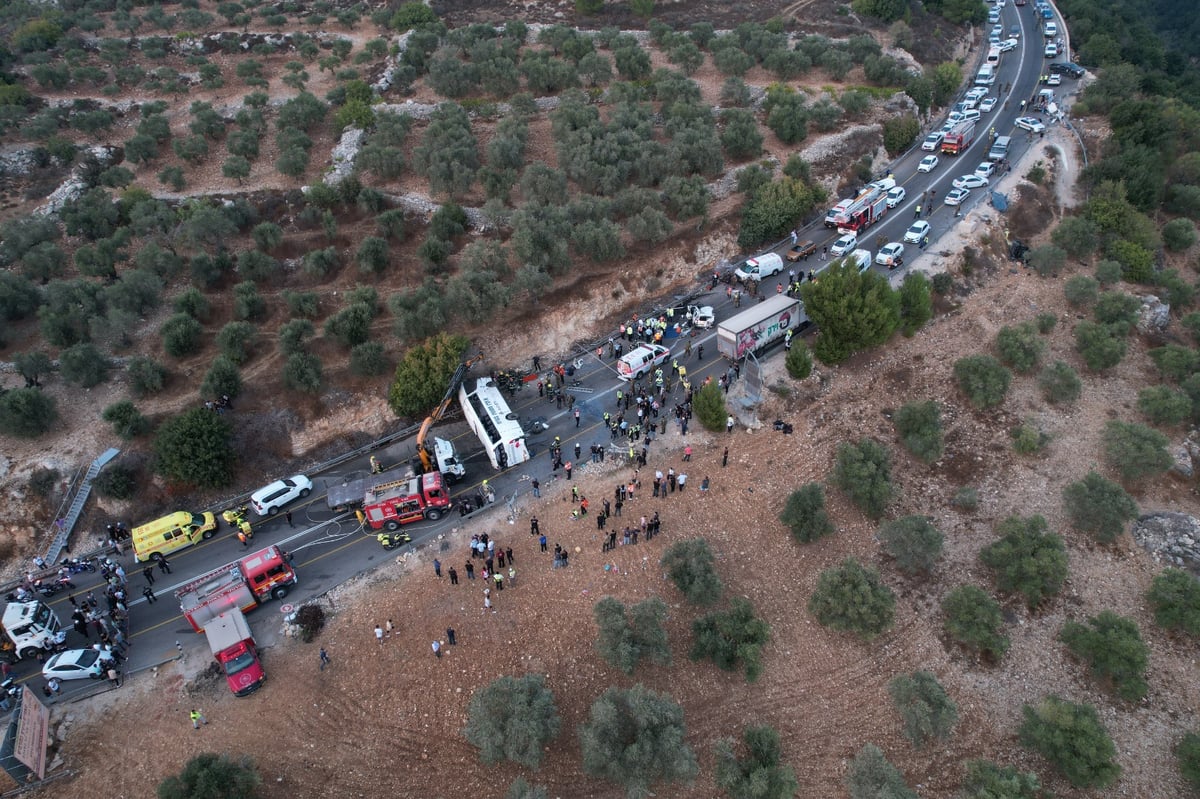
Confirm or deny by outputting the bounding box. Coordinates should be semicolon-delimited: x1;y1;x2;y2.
370;455;381;474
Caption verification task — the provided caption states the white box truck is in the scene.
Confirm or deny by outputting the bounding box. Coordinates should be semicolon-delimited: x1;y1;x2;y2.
717;295;806;361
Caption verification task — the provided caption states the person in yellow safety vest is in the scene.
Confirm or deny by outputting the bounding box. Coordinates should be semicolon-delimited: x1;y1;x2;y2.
355;509;366;526
370;455;381;474
666;307;673;319
678;365;687;381
239;519;253;539
682;379;691;393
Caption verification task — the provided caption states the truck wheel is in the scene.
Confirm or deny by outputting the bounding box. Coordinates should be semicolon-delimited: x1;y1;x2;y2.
299;488;311;498
385;520;400;531
201;528;216;540
271;586;289;600
20;647;39;660
151;552;165;564
426;509;443;521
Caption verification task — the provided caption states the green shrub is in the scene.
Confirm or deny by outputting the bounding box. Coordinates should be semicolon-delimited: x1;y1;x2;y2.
960;760;1042;799
879;516;943;576
1035;312;1057;333
779;483;833;543
1075;320;1127;371
898;272;932;336
661;538;723;605
1162;218;1197;252
953;354;1012;409
995;323;1044;373
808;558;895;640
350;341;389;376
1094;259;1122;286
1010;421;1050;455
102;400;149;439
980;515;1068;609
0;388;58;438
1147;568;1200;636
233;281;266;321
1027;244;1067;277
152;406;235;488
1060;610;1149;701
893;400;943;464
951;486;979;511
294;603;325;642
942;585;1009;659
200;355;242;400
463;674;561;769
92;460;137;500
283;290;320;319
161;313;203;357
578;686;697;797
690;596;771;682
1038;360;1082;404
1138;385;1192;426
831;438;894;519
59;343;111;387
847;744;916;799
888;671;958;748
1062;471;1137;543
1102;420;1171;482
785;340;812;379
1094;291;1140;328
692;381;727;432
1149;345;1200;383
128;356;168;396
593;596;671;675
283;351;323;393
1179;732;1200;792
1019;696;1119;788
216;321;256;364
714;726;799;799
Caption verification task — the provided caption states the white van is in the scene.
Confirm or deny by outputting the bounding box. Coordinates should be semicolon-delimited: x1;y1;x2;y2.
975;64;996;85
847;249;872;273
734;252;784;282
617;344;670;381
986;47;1001;66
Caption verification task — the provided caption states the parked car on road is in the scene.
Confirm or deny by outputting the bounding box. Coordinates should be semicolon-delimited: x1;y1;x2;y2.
43;649;104;681
979;97;998;113
886;187;906;208
786;240;817;261
830;233;858;257
903;221;930;244
944;188;971;206
1015;117;1046;133
251;475;313;517
918;155;939;173
921;131;944;151
875;243;905;268
953;174;988;190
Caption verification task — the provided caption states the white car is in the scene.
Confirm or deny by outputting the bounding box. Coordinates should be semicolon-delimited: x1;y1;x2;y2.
979;97;998;113
998;38;1018;53
1044;43;1058;58
961;109;982;123
1015;117;1046;133
250;474;314;516
944;187;971;206
965;87;988;103
975;161;996;179
886;186;906;208
903;221;930;244
991;24;1004;38
917;155;939;173
43;649;105;681
953;174;988;190
875;243;905;267
1047;74;1061;86
941;119;957;134
921;132;944;151
947;111;965;124
829;233;857;257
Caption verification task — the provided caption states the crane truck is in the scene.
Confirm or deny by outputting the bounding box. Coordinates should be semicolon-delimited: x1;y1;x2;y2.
412;353;485;483
176;545;298;633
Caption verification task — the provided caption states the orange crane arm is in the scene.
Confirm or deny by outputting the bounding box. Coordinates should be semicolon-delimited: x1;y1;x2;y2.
416;353;484;471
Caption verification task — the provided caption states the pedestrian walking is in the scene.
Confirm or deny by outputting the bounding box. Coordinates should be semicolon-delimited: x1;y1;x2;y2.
484;595;493;613
142;586;156;603
446;627;456;645
683;445;692;461
319;648;331;671
530;516;539;536
158;558;172;575
726;415;735;433
432;640;441;658
701;476;710;491
465;561;475;579
386;619;395;637
190;709;208;729
449;567;459;585
508;566;516;586
565;461;573;480
142;566;155;585
539;534;548;553
531;478;540;498
494;572;504;591
375;624;384;645
505;547;514;564
914;204;922;218
722;447;729;467
285;510;294;528
574;408;581;427
434;558;442;578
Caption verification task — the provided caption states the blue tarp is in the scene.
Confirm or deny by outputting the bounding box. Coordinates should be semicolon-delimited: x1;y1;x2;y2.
990;191;1009;212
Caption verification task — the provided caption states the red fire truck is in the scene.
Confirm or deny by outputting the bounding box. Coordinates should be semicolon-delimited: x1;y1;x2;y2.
176;545;298;632
361;471;452;531
942;119;976;155
833;184;890;234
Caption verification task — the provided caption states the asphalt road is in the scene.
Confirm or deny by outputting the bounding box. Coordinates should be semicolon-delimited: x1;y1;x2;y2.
15;1;1068;696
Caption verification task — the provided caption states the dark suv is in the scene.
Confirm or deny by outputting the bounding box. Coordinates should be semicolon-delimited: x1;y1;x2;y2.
1049;62;1085;79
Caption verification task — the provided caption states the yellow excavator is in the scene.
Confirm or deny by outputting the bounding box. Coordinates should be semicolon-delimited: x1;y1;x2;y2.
413;353;484;483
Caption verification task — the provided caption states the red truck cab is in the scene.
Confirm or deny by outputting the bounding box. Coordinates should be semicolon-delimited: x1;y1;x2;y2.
205;610;264;696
